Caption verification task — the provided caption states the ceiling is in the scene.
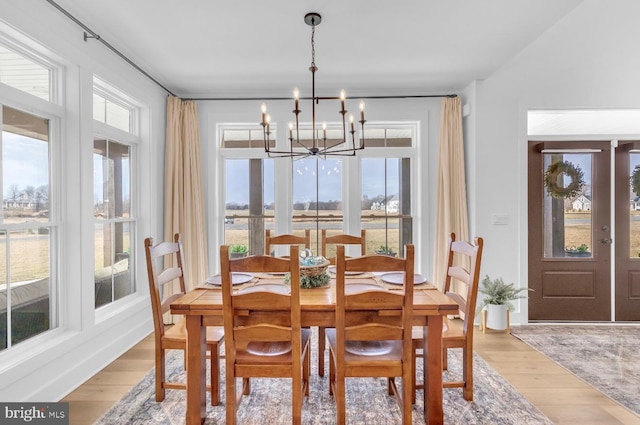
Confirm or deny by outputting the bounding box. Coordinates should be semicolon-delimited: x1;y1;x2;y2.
49;0;583;99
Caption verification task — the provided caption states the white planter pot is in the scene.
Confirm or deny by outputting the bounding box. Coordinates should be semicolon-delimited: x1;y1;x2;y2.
485;304;509;330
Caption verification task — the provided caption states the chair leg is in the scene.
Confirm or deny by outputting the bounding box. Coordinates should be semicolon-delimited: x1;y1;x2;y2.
304;344;310;396
411;347;417;404
328;348;335;396
336;374;346;425
318;327;326;377
443;347;448;370
402;366;413;425
156;349;166;402
462;346;473;401
209;344;220;406
243;378;251;395
292;369;302;425
225;363;236;425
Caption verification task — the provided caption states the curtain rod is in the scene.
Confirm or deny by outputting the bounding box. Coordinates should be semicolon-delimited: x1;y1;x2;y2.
183;94;458;101
46;0;177;97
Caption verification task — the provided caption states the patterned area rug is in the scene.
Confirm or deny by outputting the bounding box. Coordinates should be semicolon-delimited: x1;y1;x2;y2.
511;325;640;416
96;331;551;424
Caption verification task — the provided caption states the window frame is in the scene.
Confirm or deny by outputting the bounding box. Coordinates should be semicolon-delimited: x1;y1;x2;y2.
215;120;418;263
92;78;140;312
0;87;62;351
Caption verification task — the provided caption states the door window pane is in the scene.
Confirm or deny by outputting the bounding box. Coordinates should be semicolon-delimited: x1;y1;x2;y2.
543;154;592;258
630;153;640;258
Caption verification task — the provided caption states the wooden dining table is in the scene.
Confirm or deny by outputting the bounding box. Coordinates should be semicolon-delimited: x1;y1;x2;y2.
170;274;459;425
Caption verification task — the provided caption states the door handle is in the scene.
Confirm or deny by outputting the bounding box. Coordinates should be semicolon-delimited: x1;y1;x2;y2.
600;238;613;244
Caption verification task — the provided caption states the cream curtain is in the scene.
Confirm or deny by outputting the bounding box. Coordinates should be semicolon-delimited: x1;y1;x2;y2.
164;96;209;292
433;96;469;290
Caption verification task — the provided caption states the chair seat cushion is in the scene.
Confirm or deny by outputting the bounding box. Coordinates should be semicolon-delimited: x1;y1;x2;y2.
326;329;402;361
236;328;311;364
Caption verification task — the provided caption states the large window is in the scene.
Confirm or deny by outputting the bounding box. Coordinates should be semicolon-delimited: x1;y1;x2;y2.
93;79;137;309
220;123;416;260
0;105;55;350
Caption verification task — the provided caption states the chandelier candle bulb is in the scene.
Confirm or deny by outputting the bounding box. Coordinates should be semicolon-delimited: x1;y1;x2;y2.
350;114;355;132
322;122;327;140
340;90;346;113
289;122;293;140
360;101;365;122
261;103;267;125
294;88;300;112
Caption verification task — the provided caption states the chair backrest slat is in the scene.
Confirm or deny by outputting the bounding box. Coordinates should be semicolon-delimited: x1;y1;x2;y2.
144;234;187;339
265;229;310;256
321;229;366;263
442;233;484;338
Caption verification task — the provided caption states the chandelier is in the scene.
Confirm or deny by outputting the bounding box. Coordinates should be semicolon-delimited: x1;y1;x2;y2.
260;12;366;159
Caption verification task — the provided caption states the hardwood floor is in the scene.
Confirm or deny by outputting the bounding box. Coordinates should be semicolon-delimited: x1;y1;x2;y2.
62;327;640;425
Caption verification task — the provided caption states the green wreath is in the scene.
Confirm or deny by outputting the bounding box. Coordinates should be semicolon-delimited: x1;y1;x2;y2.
544;161;584;199
631;164;640;197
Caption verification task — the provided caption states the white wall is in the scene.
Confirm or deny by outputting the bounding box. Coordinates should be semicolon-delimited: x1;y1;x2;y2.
0;0;166;401
473;0;640;324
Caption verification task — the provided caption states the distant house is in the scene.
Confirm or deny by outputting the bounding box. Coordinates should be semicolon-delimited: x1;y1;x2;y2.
572;195;591;211
386;195;399;214
631;197;640;211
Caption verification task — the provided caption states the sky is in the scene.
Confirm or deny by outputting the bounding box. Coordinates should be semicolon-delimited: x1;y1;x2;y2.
2;132;49;195
225;157;400;205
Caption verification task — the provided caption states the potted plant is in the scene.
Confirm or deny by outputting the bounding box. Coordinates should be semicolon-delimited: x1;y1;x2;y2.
375;245;397;257
565;243;590;257
229;244;248;259
478;275;531;331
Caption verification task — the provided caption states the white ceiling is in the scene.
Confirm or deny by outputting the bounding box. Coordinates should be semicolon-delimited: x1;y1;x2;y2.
49;0;583;98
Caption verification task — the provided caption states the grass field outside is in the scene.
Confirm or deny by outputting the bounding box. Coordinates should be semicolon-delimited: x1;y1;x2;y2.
3;210;640;284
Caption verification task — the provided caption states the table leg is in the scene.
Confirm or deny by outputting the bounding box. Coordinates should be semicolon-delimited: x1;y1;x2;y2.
425;314;444;424
185;315;206;425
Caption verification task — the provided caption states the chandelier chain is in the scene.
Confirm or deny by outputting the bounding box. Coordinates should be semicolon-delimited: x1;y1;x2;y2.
310;24;316;70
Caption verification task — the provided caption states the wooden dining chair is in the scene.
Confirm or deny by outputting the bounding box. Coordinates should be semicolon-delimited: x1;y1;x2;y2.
321;229;366;264
220;244;311;425
265;229;311;256
411;232;484;402
327;244;415;425
144;234;224;405
317;229;366;377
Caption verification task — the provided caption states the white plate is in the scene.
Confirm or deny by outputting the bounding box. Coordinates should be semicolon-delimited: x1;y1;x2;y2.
328;266;363;276
379;272;427;285
206;273;253;285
